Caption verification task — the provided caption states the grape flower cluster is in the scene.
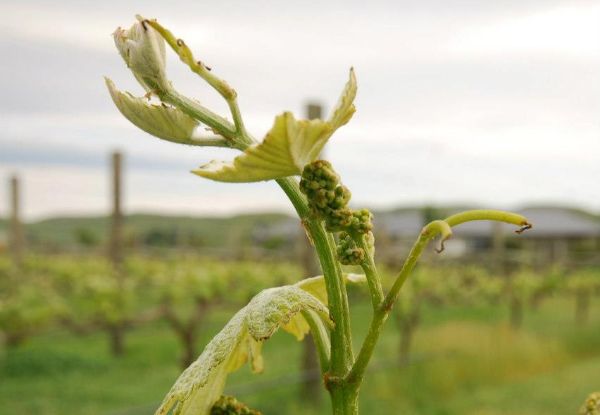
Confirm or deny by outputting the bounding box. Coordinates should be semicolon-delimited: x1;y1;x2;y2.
300;160;373;265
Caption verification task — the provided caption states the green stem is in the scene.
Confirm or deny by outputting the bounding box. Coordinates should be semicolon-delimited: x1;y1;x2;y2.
167;91;356;407
444;209;531;231
188;135;231;147
330;388;359;415
353;234;384;310
155;57;533;411
301;310;331;373
226;99;248;137
148;18;252;143
155;34;355;381
346;223;436;388
346;210;531;389
148;18;236;101
277;178;354;375
161;90;237;139
277;178;356;414
382;224;448;309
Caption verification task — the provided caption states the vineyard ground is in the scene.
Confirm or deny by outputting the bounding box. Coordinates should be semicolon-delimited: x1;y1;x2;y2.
1;296;599;414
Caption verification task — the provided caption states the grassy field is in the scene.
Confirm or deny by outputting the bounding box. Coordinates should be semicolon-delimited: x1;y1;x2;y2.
0;213;293;251
1;295;598;414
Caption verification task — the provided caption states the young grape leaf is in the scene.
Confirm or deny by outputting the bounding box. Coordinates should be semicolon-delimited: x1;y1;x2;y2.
105;78;200;145
155;284;331;415
193;69;357;182
155;272;366;415
328;67;358;130
113;16;171;95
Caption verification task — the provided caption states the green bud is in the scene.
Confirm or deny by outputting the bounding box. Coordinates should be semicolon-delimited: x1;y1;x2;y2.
337;232;365;265
325;208;354;232
331;186;351;209
349;209;373;234
301;161;374;238
113;16;171;94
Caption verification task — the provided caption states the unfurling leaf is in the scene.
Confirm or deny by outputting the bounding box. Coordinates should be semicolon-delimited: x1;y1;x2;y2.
193;69;357;182
328;67;357;130
155;283;331;415
193;112;330;182
105;78;199;145
155;273;366;415
113;15;170;94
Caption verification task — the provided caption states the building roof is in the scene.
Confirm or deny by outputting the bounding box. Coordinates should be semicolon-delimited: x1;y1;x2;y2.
374;209;424;238
251;207;600;242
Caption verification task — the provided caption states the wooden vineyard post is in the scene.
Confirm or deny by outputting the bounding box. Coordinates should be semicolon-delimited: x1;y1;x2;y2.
8;175;24;268
109;151;124;269
108;151;126;356
299;102;324;405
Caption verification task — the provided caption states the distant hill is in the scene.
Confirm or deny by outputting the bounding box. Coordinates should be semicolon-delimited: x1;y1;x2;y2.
3;205;598;252
22;212;293;250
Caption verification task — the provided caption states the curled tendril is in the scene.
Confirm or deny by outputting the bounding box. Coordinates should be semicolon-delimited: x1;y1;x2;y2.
424;213;531;254
435;233;452;253
421;220;453;254
515;222;533;234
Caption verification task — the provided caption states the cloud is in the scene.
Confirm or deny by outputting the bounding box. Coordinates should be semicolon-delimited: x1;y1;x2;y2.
447;3;600;59
0;163;291;220
1;0;599;218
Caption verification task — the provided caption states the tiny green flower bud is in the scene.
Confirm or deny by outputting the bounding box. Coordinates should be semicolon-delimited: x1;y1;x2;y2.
301;160;375;237
337;232;365;265
349;209;373;234
313;188;332;209
331;186;351;209
325;208;354;232
113;16;171;94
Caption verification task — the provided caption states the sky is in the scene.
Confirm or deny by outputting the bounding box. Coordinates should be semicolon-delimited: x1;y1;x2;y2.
0;0;599;220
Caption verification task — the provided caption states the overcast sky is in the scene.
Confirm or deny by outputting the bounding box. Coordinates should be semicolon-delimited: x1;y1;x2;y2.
0;0;598;220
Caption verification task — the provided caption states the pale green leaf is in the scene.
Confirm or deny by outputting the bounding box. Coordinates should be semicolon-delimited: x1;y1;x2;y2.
113;16;170;94
328;67;357;130
193;112;330;182
105;77;199;145
155;283;331;415
193;69;357;183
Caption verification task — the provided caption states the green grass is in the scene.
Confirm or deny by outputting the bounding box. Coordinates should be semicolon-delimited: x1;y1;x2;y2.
444;356;600;415
1;296;599;415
